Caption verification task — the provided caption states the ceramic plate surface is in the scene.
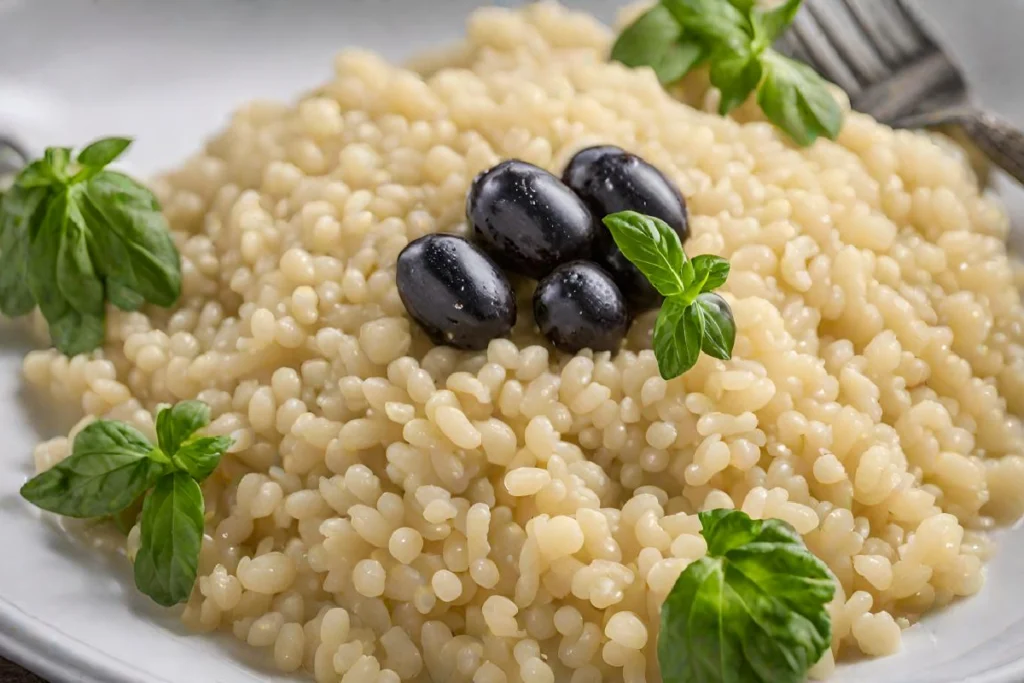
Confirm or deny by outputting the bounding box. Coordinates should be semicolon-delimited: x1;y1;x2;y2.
2;1;1024;681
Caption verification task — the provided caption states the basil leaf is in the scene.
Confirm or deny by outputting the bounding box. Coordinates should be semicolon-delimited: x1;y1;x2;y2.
20;420;164;518
696;292;736;361
658;509;834;683
653;296;705;379
172;435;232;482
690;254;731;294
156;400;211;456
753;0;802;45
12;161;53;190
709;45;763;115
43;147;72;182
107;280;145;311
28;187;106;356
133;472;205;607
0;184;47;317
611;5;707;86
78;170;181;308
77;137;132;169
726;0;756;14
758;50;842;146
663;0;752;48
602;211;689;297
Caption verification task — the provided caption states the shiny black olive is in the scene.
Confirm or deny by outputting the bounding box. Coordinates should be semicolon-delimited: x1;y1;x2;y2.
396;234;516;350
467;160;596;279
533;261;629;354
563;146;690;313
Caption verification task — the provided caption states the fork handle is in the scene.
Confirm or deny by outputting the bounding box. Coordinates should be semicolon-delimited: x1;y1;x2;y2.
892;108;1024;186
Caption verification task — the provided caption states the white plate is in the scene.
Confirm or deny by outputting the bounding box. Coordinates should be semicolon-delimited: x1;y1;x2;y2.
3;1;1024;681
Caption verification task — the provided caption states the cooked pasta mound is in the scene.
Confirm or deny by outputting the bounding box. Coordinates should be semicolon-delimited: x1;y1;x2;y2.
22;4;1024;681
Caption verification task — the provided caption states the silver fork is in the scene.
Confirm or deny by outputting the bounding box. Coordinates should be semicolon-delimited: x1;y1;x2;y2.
775;0;1024;185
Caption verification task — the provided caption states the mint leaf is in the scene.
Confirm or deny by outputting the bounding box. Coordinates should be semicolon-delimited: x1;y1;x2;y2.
28;187;106;356
690;254;731;294
133;472;205;607
708;45;763;114
758;50;842;146
653;296;705;379
156;400;211;456
658;509;834;683
696;292;735;360
173;435;233;482
20;420;165;518
611;5;707;86
602;211;690;297
78;170;181;308
0;184;46;317
76;137;132;169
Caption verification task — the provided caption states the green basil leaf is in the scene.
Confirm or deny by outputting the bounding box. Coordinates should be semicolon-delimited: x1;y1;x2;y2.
753;0;803;45
133;472;205;607
112;495;145;535
757;49;843;146
611;5;707;86
658;509;834;683
76;137;132;169
602;211;689;297
653;296;705;379
107;280;145;311
0;184;47;317
663;0;752;48
173;435;233;482
12;161;54;190
78;170;181;308
156;400;212;456
696;292;736;361
43;147;72;182
709;45;763;114
726;0;757;14
20;420;164;518
690;254;731;293
28;187;106;356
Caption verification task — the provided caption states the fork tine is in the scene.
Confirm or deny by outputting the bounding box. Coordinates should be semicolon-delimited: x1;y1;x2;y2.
842;0;930;65
787;10;862;93
806;0;891;85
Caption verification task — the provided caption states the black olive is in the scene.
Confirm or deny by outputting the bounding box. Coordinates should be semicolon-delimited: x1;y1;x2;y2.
396;234;516;350
467;160;596;279
563;146;690;313
533;261;629;354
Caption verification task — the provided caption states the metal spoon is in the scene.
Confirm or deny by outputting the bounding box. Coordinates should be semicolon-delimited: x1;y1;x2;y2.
775;0;1024;185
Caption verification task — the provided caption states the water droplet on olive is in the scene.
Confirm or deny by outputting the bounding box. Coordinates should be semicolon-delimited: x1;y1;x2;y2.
467;159;595;279
563;146;690;313
396;233;516;350
533;260;629;354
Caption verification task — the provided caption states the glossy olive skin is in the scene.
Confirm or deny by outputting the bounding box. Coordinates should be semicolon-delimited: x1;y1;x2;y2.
468;160;596;279
533;261;629;354
563;146;690;312
396;234;516;350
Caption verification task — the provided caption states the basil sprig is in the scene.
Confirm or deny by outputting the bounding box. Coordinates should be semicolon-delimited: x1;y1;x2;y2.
603;211;735;379
21;400;231;606
658;509;835;683
0;137;181;356
611;0;842;146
